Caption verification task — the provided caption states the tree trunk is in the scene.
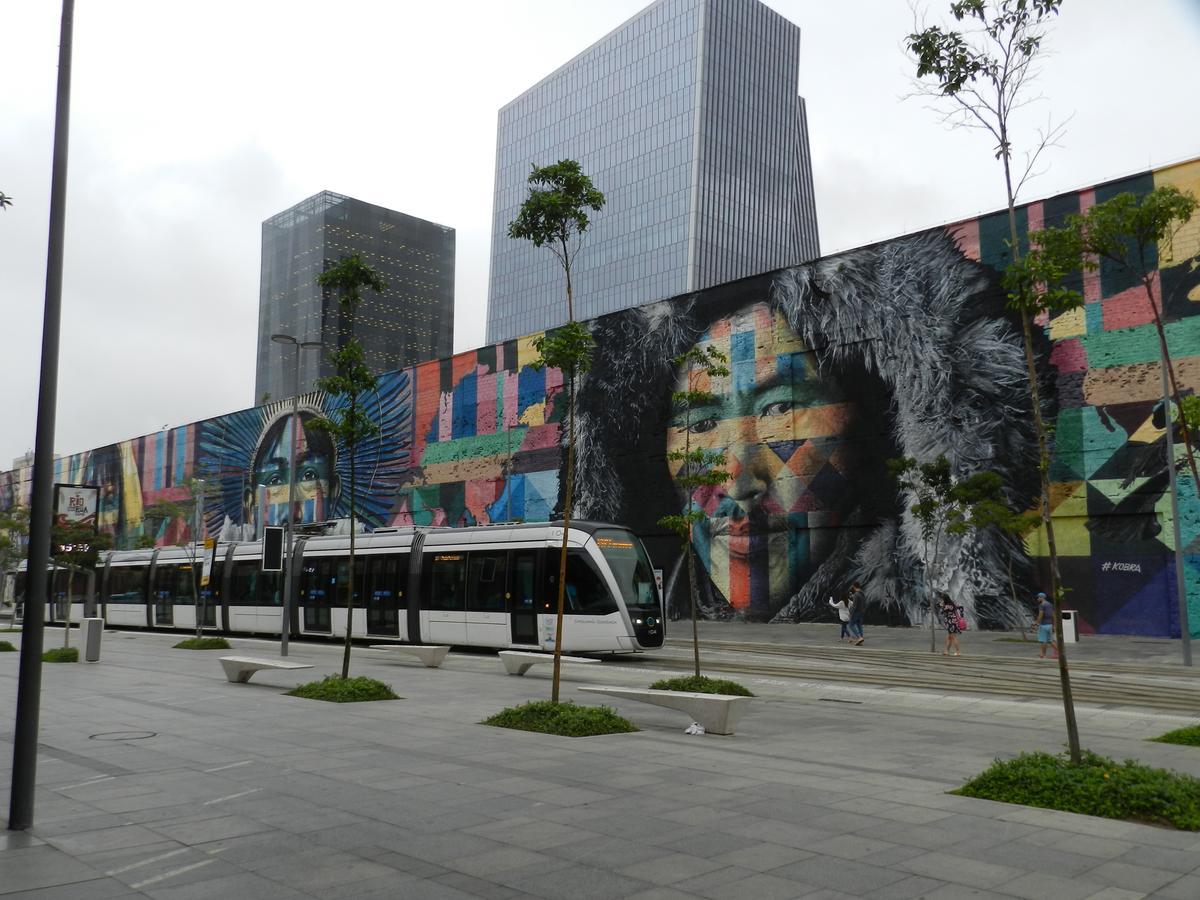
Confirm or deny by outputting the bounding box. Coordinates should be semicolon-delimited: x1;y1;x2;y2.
551;371;575;704
342;437;356;680
687;528;700;678
63;568;72;649
1001;147;1081;763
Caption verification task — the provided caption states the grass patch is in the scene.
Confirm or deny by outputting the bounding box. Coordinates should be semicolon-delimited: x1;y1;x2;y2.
0;640;15;652
173;637;231;650
954;750;1200;830
483;700;637;737
1151;725;1200;747
42;647;79;663
286;675;399;703
649;675;755;697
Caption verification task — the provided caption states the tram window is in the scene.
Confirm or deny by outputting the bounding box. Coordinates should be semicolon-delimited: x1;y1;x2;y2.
426;553;466;611
259;570;282;606
558;552;618;616
108;566;146;603
467;552;507;612
229;562;260;606
368;554;406;602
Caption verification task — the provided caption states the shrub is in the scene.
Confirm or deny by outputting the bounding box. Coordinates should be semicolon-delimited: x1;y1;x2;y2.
173;637;231;650
1151;725;1200;747
483;700;637;737
954;750;1200;831
43;647;79;663
286;675;399;703
650;675;755;697
0;640;15;652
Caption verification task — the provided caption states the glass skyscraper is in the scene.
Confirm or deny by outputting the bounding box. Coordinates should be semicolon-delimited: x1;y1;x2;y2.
255;191;455;403
486;0;819;344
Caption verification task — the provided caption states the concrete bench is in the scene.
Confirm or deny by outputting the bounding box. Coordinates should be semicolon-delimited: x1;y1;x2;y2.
367;644;449;668
219;656;314;684
499;650;600;676
577;685;751;735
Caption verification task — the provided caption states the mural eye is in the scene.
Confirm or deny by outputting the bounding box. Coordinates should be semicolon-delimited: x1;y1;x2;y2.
761;400;794;418
689;418;719;434
265;473;284;486
300;467;319;482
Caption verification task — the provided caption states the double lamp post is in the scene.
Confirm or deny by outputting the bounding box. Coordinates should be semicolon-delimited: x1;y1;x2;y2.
270;333;321;657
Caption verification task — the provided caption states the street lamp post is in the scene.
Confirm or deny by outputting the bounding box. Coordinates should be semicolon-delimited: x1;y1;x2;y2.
271;333;321;657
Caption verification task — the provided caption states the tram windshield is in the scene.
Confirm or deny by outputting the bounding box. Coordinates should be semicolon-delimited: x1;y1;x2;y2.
594;529;659;613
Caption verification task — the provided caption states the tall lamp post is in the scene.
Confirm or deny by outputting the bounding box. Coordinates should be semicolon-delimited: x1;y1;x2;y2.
271;333;321;657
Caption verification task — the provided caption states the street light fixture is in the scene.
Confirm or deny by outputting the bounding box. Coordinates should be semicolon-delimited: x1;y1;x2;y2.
270;333;322;657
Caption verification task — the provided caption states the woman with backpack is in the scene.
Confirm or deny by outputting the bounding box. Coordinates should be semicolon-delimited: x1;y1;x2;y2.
828;595;851;642
939;592;966;656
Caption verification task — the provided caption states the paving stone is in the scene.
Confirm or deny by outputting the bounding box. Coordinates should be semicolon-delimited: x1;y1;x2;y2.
0;845;104;894
1152;873;1200;899
1085;861;1177;894
0;877;138;900
618;852;728;885
769;857;909;894
862;875;949;899
997;871;1107;900
897;850;1026;889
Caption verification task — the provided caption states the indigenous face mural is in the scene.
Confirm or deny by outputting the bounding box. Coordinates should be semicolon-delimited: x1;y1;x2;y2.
663;302;858;620
3;160;1199;638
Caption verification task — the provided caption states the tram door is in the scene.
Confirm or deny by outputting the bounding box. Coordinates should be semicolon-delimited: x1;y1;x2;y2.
299;558;334;633
466;551;508;645
424;552;467;644
366;554;403;637
509;550;538;645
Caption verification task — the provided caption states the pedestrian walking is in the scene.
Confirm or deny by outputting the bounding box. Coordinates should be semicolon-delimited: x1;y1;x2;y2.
847;582;865;645
829;595;851;642
1031;591;1057;659
939;593;965;656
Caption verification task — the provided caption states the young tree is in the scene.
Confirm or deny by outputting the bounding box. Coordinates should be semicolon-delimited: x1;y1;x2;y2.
312;254;386;680
0;192;12;211
909;0;1082;764
49;520;111;648
1065;186;1200;492
508;160;605;703
657;347;729;678
889;456;1027;652
0;506;30;577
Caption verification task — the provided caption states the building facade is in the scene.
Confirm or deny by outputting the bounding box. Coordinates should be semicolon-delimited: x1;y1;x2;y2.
485;0;820;344
255;191;454;403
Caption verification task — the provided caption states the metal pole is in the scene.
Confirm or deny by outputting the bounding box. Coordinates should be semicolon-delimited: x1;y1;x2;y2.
280;348;300;657
1161;357;1193;666
194;479;204;639
9;0;74;832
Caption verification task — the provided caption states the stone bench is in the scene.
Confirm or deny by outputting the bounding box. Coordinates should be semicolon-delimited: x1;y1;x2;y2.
577;685;751;735
219;656;314;684
367;644;449;668
498;650;600;676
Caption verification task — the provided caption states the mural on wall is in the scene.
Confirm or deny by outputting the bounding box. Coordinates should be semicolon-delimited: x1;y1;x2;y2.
2;160;1199;636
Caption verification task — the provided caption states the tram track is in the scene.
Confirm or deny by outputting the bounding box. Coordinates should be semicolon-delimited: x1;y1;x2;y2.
616;639;1200;714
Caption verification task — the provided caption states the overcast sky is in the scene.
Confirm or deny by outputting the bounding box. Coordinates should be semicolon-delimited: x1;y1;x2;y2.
3;0;1199;468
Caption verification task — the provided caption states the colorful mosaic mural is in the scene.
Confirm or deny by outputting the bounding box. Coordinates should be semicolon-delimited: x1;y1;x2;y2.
3;159;1199;636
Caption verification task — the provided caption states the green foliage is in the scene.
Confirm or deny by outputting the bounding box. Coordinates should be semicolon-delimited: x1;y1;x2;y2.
0;505;29;574
0;191;12;210
649;675;755;697
955;750;1200;830
889;456;1027;547
0;640;15;652
42;647;78;663
1182;395;1200;431
317;253;387;311
1069;186;1198;273
173;637;231;650
507;160;605;254
286;675;399;703
312;339;382;447
50;521;112;571
1003;224;1087;317
909;0;1063;97
1151;724;1200;747
483;700;637;737
529;320;595;378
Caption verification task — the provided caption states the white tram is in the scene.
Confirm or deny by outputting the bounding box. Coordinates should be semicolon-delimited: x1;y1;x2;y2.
19;522;665;653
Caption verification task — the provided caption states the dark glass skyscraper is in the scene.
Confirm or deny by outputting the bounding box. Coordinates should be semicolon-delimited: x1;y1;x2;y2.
255;191;454;403
486;0;820;344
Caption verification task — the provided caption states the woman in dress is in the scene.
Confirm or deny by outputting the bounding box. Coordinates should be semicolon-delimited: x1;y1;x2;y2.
940;593;964;656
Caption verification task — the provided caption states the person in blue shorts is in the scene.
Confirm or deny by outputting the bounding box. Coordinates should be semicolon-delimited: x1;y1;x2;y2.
1031;592;1056;659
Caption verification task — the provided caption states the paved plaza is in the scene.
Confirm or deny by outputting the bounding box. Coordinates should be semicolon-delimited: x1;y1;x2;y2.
2;624;1200;899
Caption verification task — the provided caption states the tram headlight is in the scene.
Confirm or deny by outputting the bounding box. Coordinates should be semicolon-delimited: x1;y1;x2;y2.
644;616;658;627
